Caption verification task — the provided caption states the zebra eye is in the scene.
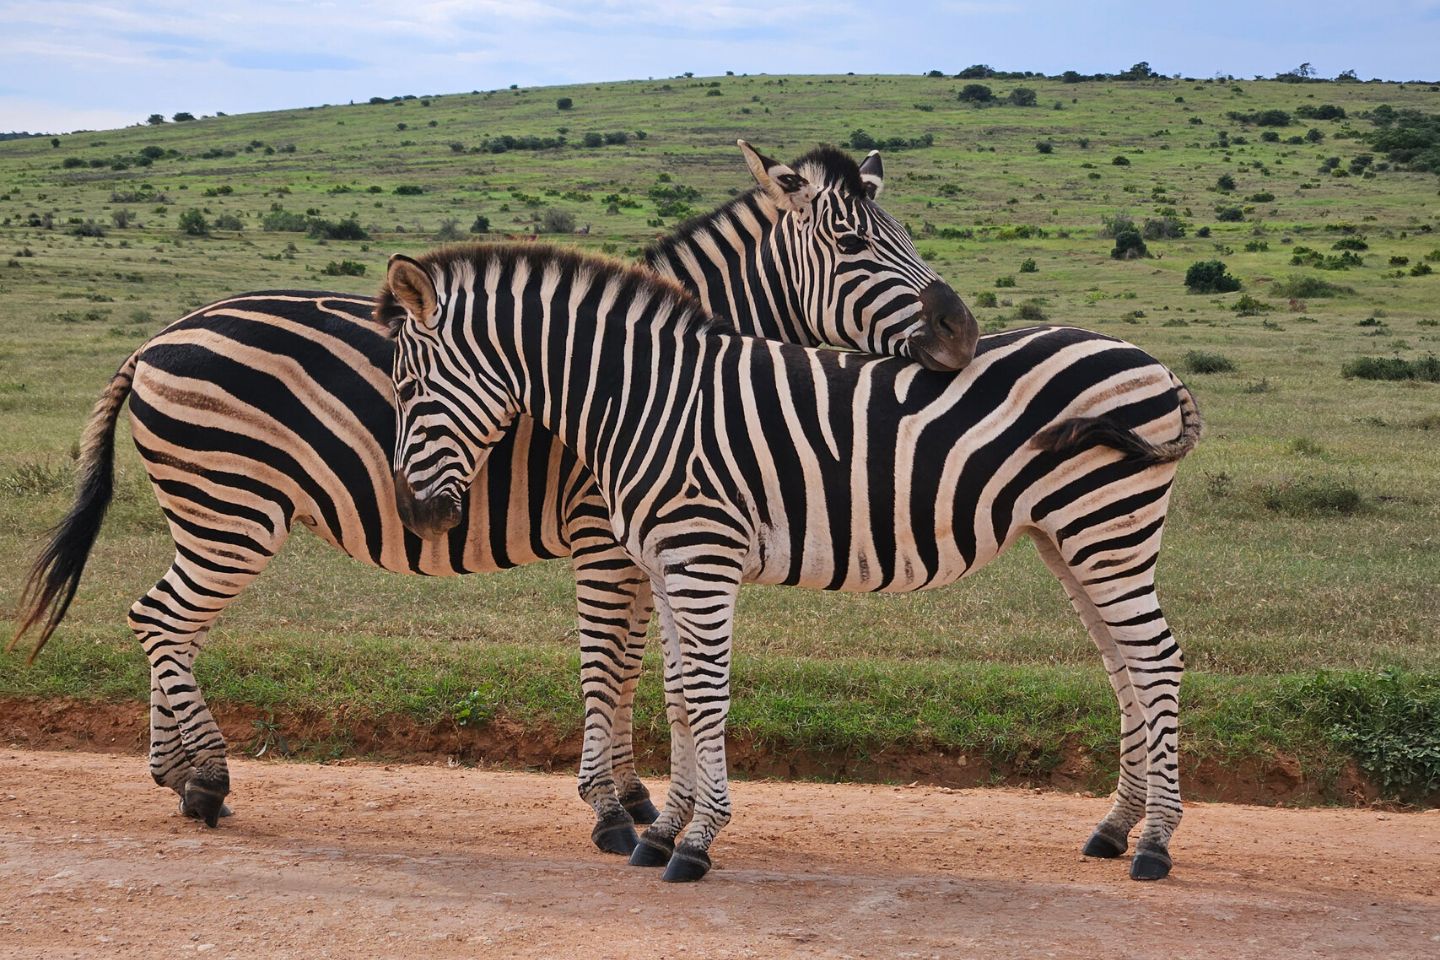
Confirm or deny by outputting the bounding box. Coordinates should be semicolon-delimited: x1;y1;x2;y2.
836;233;868;255
396;379;418;403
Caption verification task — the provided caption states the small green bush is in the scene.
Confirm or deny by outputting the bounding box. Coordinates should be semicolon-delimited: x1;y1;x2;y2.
1341;355;1440;382
1019;258;1037;273
177;209;209;236
1182;350;1236;374
1111;155;1130;166
393;184;424;195
995;275;1016;288
958;84;994;103
1111;228;1148;260
973;291;998;308
1184;260;1240;293
556;97;573;110
320;260;366;277
1271;275;1353;298
1232;294;1273;315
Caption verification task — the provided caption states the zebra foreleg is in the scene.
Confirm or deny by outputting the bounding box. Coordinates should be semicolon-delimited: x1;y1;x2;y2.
629;587;698;869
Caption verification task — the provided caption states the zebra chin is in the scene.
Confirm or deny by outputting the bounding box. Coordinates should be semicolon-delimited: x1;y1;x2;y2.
393;470;463;538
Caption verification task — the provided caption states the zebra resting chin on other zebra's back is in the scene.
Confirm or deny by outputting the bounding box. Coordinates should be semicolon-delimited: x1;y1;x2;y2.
385;243;1202;884
8;142;975;855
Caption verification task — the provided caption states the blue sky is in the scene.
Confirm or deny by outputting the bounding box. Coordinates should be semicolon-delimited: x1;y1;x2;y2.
3;1;1439;133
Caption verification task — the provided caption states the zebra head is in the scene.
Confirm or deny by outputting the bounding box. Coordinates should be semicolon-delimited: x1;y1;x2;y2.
736;140;978;371
383;254;515;538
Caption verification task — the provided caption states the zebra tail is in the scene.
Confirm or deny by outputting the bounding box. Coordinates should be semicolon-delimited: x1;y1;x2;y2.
1032;374;1203;467
8;349;140;663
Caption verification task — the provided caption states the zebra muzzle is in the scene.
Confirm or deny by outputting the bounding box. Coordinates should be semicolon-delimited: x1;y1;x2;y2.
908;280;979;373
394;470;463;538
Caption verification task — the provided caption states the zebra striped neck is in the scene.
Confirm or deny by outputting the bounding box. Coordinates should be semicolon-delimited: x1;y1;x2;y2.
643;187;811;345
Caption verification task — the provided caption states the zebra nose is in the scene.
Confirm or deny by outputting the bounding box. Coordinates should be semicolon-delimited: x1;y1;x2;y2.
394;469;463;538
908;280;979;373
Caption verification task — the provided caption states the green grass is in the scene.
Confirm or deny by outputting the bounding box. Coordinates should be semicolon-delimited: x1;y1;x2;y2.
2;73;1439;801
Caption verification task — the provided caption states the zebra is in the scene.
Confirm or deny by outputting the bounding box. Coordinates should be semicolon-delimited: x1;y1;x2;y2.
9;142;975;854
384;243;1202;883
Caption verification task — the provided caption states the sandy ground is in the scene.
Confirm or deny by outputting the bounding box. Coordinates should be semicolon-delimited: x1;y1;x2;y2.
0;749;1437;960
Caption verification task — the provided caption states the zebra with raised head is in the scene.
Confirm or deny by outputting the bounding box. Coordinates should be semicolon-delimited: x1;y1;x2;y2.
384;243;1201;883
9;142;974;854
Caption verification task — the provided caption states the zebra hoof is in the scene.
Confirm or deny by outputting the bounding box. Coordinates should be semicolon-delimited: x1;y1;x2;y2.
181;779;229;828
619;785;659;825
624;797;661;825
1130;843;1173;881
661;846;711;883
628;832;674;868
1082;825;1128;859
592;812;640;855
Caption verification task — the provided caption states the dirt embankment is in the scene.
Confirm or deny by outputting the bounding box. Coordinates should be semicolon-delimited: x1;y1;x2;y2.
0;695;1383;808
0;748;1437;959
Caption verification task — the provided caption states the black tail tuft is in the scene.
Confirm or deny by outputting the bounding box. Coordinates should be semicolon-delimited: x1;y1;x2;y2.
8;351;137;662
1032;377;1203;467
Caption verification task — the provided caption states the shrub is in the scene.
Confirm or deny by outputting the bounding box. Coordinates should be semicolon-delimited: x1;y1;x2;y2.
212;213;243;231
1390;256;1410;267
177;209;209;236
958;84;994;103
1412;262;1434;277
172;111;195;122
435;218;464;241
1332;236;1368;251
1247;191;1275;203
541;208;577;233
706;88;722;97
470;214;490;234
307;217;368;241
1111;228;1148;260
1019;258;1037;273
1216;173;1236;192
556;97;573;110
994;275;1016;288
393;184;424;195
1035;140;1053;154
1099;213;1134;238
1006;87;1037;107
583;132;604;148
261;208;309;232
1296;104;1346;121
320;260;366;277
1196;226;1212;238
146;114;165;125
1142;216;1186;240
1271;275;1353;298
1215;206;1245;222
1184;260;1240;293
1182;350;1236;374
1341;355;1440;382
1244;239;1269;252
110;209;132;229
1261;477;1363;515
1014;301;1047;322
1231;293;1273;315
974;291;998;308
1111;155;1131;166
603;130;629;145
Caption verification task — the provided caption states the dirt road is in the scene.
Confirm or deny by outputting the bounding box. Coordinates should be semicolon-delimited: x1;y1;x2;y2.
0;749;1436;959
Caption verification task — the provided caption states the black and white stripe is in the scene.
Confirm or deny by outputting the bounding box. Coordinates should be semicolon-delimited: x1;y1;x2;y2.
10;144;973;850
386;244;1201;883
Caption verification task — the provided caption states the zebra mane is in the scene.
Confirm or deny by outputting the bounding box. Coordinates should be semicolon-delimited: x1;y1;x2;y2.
643;145;867;268
375;242;713;336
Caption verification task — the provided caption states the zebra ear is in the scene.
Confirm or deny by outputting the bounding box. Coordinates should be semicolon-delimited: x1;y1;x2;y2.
859;150;884;200
386;254;439;329
738;139;816;214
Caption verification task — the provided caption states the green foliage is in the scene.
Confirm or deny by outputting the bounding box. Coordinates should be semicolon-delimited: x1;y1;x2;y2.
1110;227;1148;260
177;209;209;236
1271;274;1353;298
957;84;994;103
307;217;368;241
1232;294;1273;315
1006;87;1037;107
393;184;424;195
1111;155;1130;166
1341;354;1440;382
1182;349;1236;373
1019;257;1037;273
556;97;573;111
1284;670;1440;799
994;275;1016;288
973;290;998;308
1216;173;1236;192
846;129;935;151
469;214;490;234
319;259;366;277
1184;260;1240;293
1141;215;1185;240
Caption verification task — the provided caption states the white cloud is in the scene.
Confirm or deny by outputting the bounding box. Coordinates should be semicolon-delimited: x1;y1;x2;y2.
0;98;139;133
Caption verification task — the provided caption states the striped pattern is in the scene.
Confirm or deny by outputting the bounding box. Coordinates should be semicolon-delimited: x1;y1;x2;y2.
386;244;1201;882
11;144;972;848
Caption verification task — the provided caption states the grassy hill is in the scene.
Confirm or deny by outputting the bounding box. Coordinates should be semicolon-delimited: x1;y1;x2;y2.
2;74;1438;801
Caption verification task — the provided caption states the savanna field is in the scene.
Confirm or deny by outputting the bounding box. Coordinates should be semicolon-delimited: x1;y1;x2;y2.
0;73;1437;802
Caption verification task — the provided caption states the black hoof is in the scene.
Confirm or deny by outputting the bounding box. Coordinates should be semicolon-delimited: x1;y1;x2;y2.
1130;843;1173;881
218;803;234;818
661;846;711;883
628;832;674;867
1082;826;1128;859
593;813;640;856
182;780;228;828
624;797;661;825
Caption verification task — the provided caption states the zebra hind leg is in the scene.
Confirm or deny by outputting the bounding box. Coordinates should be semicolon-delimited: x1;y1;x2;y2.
132;542;277;827
1032;534;1146;860
611;580;659;825
1040;515;1184;880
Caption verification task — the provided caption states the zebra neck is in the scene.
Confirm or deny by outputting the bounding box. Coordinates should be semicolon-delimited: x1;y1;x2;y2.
646;193;811;346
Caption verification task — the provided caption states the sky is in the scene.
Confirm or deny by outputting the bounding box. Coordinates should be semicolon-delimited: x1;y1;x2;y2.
3;0;1439;134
